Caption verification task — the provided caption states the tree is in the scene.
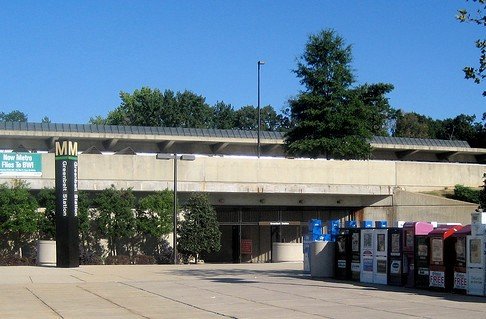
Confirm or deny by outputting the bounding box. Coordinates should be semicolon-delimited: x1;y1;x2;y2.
438;114;478;141
393;111;438;138
104;87;214;128
211;101;237;129
77;191;101;254
0;110;28;122
285;29;394;159
41;116;51;123
457;0;486;96
94;185;136;256
480;173;486;209
0;180;38;256
88;115;106;125
136;190;173;258
36;188;56;240
178;193;221;263
234;105;259;130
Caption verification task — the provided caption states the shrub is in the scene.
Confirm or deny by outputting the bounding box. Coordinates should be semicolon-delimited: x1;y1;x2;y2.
154;239;173;264
0;255;33;266
79;249;103;265
452;184;480;203
104;255;131;265
132;254;156;265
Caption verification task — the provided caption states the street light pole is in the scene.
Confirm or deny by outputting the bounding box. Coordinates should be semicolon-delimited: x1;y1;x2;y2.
257;60;265;158
172;154;178;264
156;153;195;264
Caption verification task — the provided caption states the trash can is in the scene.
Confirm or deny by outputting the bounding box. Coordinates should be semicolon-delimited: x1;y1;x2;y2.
310;241;335;278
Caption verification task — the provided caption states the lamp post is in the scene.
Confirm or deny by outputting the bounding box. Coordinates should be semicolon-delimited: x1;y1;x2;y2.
257;60;265;158
156;153;196;264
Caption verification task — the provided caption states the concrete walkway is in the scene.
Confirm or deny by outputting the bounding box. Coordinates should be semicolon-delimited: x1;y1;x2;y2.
0;262;485;318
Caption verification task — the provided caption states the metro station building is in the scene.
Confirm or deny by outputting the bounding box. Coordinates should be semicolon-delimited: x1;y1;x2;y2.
0;122;484;263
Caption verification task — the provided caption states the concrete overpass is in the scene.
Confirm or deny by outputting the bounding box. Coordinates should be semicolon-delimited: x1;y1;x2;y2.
0;122;484;262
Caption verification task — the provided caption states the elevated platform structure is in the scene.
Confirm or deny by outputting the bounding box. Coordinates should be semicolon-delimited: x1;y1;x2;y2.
0;122;484;163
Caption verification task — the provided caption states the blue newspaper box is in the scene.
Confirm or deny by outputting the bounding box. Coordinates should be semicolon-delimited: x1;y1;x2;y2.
361;220;373;228
375;221;388;229
345;220;357;228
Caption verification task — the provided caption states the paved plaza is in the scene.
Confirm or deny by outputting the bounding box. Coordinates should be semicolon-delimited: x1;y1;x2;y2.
0;262;485;318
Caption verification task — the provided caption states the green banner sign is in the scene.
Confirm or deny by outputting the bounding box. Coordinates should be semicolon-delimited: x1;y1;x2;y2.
0;152;42;176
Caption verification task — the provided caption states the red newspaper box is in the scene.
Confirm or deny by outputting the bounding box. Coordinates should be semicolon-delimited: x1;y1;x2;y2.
428;225;463;291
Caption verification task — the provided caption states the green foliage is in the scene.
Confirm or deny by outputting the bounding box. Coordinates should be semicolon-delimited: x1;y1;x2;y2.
211;101;237;129
285;29;394;159
452;184;480;203
136;190;173;257
457;0;486;96
105;87;214;128
392;111;486;148
41;116;51;123
137;190;173;237
178;193;221;262
0;110;28;122
480;173;486;209
393;111;439;138
91;86;292;132
94;185;136;256
36;188;56;240
0;180;38;256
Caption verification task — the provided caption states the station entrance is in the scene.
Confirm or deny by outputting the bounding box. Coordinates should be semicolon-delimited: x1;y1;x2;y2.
202;206;355;263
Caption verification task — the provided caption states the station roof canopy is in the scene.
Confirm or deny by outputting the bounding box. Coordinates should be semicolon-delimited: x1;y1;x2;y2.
0;122;484;163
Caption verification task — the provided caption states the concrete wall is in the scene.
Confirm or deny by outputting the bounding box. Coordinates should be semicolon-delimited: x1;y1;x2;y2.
6;153;484;197
361;190;478;225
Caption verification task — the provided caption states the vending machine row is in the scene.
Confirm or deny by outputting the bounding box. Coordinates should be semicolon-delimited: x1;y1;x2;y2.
332;214;486;298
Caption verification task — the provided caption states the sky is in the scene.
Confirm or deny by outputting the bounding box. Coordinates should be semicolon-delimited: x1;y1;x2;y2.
0;1;484;124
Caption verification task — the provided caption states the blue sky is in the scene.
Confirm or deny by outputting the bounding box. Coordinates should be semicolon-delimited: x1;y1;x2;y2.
1;1;484;124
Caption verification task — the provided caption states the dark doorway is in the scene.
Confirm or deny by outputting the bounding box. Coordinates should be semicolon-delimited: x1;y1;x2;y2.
232;225;240;263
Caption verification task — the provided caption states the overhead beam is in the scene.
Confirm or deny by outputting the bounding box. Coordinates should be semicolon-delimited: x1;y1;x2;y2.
396;150;419;159
102;138;119;151
45;137;59;150
210;142;229;154
262;144;280;154
436;151;458;161
475;154;486;164
157;140;175;152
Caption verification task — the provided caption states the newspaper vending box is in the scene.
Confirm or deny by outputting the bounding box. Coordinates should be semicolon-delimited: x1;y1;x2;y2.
466;234;486;296
374;223;388;285
360;228;374;283
451;225;471;293
428;225;463;291
402;222;434;288
388;227;405;286
335;230;350;280
349;227;361;281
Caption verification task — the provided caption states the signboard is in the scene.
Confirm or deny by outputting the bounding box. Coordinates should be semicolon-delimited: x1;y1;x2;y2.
241;239;252;255
55;140;79;268
0;152;42;176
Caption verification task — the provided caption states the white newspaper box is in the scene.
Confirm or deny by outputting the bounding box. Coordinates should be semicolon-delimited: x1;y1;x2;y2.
360;229;374;283
374;228;388;285
466;235;486;296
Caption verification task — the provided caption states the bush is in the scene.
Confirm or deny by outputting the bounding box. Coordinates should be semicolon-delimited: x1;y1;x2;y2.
154;239;173;264
452;184;480;203
105;255;131;265
0;255;34;266
79;249;103;265
132;254;156;265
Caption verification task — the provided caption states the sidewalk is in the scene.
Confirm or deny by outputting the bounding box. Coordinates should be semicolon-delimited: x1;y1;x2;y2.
0;262;485;318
